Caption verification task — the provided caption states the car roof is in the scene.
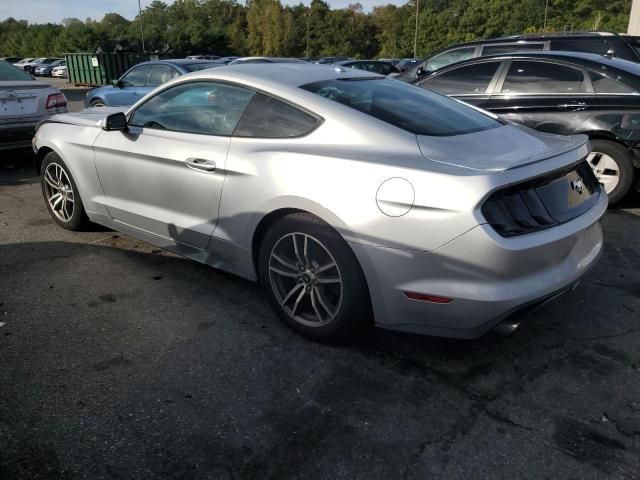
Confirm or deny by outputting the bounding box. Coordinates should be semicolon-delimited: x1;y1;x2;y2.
444;31;621;49
162;58;224;65
170;63;379;93
336;60;389;65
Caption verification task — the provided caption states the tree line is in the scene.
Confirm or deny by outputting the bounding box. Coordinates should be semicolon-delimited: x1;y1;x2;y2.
0;0;633;59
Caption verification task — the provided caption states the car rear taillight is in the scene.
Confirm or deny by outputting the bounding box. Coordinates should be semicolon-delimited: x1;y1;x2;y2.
46;92;67;109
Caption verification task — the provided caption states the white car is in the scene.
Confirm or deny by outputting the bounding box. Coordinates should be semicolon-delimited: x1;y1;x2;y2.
51;65;68;78
0;60;67;150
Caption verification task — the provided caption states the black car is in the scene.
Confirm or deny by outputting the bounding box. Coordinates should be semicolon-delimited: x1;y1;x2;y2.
414;51;640;203
402;31;640;81
335;60;399;75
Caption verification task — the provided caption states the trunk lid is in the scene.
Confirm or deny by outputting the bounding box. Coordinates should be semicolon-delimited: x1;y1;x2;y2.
417;123;588;173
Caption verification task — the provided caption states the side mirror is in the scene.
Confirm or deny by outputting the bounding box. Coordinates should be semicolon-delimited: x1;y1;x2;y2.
621;114;640;130
103;112;128;131
416;67;425;77
111;79;123;88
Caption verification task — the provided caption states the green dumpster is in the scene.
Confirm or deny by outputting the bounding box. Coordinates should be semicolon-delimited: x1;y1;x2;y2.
65;53;154;86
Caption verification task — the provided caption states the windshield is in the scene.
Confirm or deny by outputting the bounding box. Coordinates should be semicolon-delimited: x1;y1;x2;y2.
0;60;34;81
183;62;224;72
301;78;501;136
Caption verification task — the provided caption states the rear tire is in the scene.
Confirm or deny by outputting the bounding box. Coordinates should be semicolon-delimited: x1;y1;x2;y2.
40;152;89;231
258;213;371;342
90;99;105;107
588;139;634;204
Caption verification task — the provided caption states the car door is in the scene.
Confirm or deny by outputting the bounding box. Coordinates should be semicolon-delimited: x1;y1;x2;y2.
485;59;596;135
106;64;152;106
416;60;503;108
92;80;256;248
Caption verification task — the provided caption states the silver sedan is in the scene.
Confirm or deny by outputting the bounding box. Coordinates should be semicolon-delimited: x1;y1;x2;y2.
33;64;607;341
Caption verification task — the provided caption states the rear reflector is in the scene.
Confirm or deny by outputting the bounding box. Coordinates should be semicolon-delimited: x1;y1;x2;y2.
46;92;67;109
404;291;453;304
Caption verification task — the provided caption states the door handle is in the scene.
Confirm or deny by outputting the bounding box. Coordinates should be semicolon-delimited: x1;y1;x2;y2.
557;102;587;110
185;157;217;172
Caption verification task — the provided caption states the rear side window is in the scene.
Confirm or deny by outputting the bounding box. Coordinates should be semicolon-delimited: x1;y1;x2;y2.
420;61;501;94
501;61;588;94
551;38;610;56
589;71;636;94
234;93;319;138
147;65;179;87
301;78;501;137
481;43;545;56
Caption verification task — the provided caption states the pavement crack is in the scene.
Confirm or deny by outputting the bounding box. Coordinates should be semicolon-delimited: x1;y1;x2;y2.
573;329;635;341
485;408;536;432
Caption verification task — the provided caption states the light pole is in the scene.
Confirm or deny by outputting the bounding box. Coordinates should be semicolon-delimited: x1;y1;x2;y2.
306;8;310;58
543;0;549;30
413;0;419;59
138;0;146;52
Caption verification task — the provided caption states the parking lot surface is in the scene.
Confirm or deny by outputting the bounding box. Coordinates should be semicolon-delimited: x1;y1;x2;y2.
1;144;640;478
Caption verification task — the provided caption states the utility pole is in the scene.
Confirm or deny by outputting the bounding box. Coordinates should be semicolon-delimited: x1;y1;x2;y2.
306;9;310;58
629;0;640;35
138;0;146;52
543;0;549;30
413;0;419;59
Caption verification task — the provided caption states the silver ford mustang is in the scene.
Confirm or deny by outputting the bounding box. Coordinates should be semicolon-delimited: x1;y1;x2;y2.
33;64;607;341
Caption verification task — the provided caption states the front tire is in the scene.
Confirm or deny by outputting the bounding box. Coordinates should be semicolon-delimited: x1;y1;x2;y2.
258;213;371;341
90;99;105;107
587;139;634;204
40;152;88;230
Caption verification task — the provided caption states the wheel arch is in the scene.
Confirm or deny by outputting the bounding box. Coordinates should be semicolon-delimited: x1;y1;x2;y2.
250;208;372;303
34;146;54;175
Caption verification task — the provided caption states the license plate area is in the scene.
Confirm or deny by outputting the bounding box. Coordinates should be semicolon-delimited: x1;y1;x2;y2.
0;97;38;116
534;162;600;223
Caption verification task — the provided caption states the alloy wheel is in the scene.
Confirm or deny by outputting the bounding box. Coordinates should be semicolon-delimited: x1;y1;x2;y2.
268;232;343;327
43;162;75;222
587;151;620;194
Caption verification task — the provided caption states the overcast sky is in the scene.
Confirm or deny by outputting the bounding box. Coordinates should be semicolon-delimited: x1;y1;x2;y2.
0;0;404;24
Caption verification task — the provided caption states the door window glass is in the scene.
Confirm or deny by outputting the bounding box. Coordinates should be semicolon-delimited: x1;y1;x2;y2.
130;81;255;135
147;65;179;87
589;71;636;94
501;61;588;94
120;65;152;87
420;61;501;94
425;47;476;72
234;93;319;138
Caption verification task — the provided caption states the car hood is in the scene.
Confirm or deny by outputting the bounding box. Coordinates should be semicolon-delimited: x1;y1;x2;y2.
417;123;588;172
47;107;127;128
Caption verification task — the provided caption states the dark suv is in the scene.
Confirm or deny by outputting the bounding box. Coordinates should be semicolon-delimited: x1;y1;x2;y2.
413;51;640;203
402;32;640;81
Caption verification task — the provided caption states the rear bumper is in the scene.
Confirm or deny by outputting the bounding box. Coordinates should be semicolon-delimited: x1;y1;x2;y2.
0;120;43;151
351;191;607;339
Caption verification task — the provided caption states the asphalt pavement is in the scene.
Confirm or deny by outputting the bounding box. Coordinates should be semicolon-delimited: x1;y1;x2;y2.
1;102;640;478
